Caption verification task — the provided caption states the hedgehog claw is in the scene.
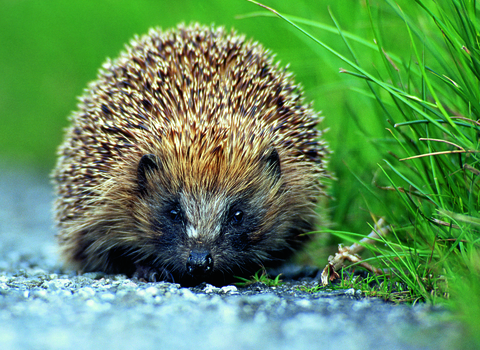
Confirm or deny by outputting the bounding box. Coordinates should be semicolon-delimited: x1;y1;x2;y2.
133;264;174;283
149;271;159;282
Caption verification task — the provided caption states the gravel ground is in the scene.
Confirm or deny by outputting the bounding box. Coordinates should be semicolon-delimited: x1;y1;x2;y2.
0;163;470;350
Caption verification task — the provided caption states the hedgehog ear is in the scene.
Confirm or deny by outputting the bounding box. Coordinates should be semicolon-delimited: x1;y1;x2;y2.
263;148;281;182
137;154;161;195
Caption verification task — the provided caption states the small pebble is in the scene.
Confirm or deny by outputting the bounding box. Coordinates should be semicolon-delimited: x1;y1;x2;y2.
220;285;238;294
345;288;356;296
203;284;220;294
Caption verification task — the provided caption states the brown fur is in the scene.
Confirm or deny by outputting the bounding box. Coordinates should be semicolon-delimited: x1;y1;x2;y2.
52;23;329;285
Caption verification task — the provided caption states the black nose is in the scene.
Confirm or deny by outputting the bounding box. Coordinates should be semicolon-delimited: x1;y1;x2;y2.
186;250;213;277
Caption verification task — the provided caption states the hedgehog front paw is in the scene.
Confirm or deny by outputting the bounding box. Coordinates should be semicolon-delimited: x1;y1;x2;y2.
133;264;174;283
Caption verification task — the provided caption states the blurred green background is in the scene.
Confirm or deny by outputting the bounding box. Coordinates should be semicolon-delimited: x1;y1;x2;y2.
1;0;411;233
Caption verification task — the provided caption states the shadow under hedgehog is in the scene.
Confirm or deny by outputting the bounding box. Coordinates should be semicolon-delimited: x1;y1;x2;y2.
52;23;329;287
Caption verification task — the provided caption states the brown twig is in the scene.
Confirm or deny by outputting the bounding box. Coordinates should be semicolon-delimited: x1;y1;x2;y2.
321;218;390;286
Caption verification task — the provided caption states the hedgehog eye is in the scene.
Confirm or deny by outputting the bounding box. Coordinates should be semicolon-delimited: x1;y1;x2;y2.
169;207;182;222
229;210;244;225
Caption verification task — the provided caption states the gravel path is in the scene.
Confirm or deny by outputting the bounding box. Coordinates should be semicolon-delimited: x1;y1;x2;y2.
0;163;468;350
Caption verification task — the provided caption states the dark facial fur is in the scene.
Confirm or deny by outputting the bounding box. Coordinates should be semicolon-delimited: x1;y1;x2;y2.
52;23;329;286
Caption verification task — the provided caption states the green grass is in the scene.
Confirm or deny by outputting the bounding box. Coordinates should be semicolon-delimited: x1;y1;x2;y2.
235;269;283;287
299;269;419;303
248;0;480;344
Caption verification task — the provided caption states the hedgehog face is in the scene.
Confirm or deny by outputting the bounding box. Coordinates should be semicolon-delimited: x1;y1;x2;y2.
133;147;288;285
151;190;265;284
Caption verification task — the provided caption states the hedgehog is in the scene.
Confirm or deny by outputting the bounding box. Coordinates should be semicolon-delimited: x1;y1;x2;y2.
52;23;329;286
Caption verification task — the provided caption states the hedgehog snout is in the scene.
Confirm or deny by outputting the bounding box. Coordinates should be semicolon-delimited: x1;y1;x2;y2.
186;249;213;278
